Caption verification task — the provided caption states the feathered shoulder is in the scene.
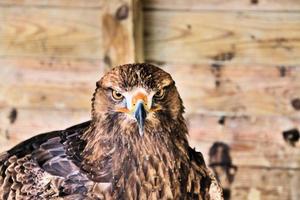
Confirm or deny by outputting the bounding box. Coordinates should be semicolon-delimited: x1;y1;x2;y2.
0;121;91;199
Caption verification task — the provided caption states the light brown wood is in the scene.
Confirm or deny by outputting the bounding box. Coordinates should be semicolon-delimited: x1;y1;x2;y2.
0;57;103;109
102;0;144;68
144;0;300;11
188;114;300;168
0;7;103;59
0;0;143;109
231;167;299;200
133;0;144;62
144;11;300;65
0;1;104;8
0;108;89;152
0;1;143;65
1;61;300;116
163;64;300;117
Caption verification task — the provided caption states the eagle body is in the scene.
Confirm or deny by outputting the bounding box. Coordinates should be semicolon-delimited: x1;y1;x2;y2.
0;64;222;199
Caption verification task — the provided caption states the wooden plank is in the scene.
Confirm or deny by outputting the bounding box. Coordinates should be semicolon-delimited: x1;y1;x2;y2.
102;0;144;68
0;0;143;108
0;58;103;109
132;0;144;62
0;1;142;64
0;108;89;152
0;6;103;59
144;11;300;65
0;1;104;8
1;60;300;115
231;167;299;200
161;64;300;117
144;0;300;11
188;114;300;168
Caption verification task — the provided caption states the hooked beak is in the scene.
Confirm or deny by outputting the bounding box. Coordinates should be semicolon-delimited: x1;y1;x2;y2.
134;101;147;136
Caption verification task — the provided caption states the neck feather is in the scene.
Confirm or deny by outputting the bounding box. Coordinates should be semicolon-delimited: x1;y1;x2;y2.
80;113;189;181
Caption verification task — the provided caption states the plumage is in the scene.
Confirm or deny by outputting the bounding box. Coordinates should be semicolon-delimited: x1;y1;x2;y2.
0;63;223;199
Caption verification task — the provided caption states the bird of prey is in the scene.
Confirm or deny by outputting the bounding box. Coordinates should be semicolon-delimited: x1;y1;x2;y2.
0;63;223;199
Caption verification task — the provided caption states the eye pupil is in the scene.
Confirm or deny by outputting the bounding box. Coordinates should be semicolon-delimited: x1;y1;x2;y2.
154;89;165;99
112;90;124;100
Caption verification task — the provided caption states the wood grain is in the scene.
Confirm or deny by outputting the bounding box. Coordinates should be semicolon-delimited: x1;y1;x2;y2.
102;0;144;68
0;1;104;8
144;0;300;11
188;114;300;168
0;7;103;58
231;167;299;200
1;60;300;116
161;64;300;117
0;58;104;109
133;0;145;62
0;108;89;152
144;11;300;65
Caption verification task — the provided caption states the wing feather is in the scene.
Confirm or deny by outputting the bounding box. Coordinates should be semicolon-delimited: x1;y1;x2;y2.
0;121;97;199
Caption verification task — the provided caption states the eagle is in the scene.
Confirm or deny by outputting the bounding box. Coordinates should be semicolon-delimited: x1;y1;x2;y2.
0;63;223;199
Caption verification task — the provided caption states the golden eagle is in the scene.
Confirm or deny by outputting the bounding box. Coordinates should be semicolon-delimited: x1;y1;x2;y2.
0;64;222;199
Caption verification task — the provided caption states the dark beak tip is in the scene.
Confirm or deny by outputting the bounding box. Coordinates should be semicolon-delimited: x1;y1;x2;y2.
134;102;147;136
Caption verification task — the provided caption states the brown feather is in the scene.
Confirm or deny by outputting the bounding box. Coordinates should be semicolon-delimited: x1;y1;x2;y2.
0;63;223;199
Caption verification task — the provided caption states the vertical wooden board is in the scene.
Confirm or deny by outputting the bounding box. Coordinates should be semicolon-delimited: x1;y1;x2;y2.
132;0;144;62
144;0;300;11
188;114;300;168
102;0;144;68
0;108;90;152
144;11;300;65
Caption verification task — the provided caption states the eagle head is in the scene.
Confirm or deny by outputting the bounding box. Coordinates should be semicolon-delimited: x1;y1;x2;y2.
91;63;185;137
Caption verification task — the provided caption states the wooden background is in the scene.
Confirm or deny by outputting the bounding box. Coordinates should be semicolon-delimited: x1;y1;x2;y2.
0;0;299;199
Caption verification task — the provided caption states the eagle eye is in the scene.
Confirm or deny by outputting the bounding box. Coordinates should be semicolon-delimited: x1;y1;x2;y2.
111;90;124;101
154;89;165;100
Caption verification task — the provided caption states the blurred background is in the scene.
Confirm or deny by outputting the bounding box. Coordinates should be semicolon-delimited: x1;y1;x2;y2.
0;0;299;199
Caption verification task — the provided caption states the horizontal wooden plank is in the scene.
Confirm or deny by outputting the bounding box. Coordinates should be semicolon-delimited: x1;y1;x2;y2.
0;7;103;58
0;1;104;8
162;64;300;117
144;0;300;11
145;11;300;65
1;60;300;116
188;114;300;168
0;83;93;109
231;167;299;200
0;108;90;152
0;58;104;109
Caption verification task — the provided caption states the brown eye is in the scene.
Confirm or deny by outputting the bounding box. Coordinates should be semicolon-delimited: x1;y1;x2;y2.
112;90;124;101
154;89;165;100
